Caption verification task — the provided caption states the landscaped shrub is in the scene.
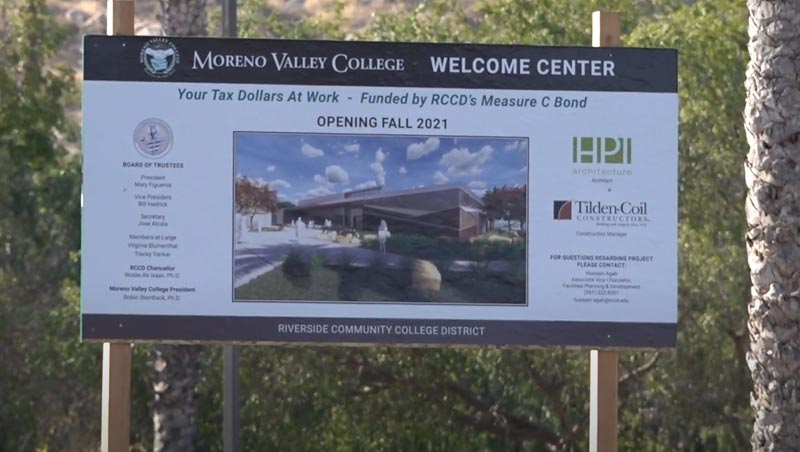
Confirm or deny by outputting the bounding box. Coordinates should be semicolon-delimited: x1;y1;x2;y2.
369;251;389;270
334;249;356;270
361;233;524;261
468;259;491;278
309;252;325;270
282;246;310;278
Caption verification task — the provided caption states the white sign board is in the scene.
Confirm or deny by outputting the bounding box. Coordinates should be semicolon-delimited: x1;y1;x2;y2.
82;36;678;347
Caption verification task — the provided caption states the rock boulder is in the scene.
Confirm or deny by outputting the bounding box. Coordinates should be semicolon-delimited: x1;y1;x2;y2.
412;259;441;291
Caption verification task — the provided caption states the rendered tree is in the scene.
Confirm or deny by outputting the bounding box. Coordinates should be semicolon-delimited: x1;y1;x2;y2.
151;1;208;450
235;177;279;230
482;185;526;233
506;185;527;231
744;1;800;449
482;187;502;230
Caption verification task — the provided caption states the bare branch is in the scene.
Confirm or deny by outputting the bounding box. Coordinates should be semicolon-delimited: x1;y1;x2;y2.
440;380;561;447
619;352;661;386
346;353;564;448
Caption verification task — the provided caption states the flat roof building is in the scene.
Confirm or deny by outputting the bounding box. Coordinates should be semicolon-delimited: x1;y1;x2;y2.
284;184;486;239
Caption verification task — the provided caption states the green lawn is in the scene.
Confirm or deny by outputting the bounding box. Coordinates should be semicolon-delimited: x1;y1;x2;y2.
235;264;525;304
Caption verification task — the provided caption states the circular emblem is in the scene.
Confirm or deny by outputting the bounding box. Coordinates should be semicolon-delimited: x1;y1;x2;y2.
133;118;174;159
139;38;179;78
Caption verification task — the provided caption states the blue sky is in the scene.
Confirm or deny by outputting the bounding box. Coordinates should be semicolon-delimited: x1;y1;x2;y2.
235;133;528;204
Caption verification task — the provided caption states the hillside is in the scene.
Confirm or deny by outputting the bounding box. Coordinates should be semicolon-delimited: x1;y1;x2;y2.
54;0;425;140
56;0;422;74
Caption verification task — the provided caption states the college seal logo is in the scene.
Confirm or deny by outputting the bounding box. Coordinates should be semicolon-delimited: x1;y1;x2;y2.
139;38;179;78
133;118;174;159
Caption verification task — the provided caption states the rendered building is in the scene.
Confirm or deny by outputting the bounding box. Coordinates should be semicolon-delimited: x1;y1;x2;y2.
283;184;486;239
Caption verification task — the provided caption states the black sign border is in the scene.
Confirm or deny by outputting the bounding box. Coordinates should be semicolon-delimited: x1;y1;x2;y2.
84;35;678;93
82;314;676;348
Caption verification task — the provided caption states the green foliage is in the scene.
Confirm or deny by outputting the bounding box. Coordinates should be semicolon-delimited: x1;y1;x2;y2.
309;251;326;270
197;346;591;451
361;233;524;261
334;248;356;269
0;0;93;449
282;245;312;278
0;2;159;450
621;1;751;449
236;0;350;40
0;0;752;450
206;1;753;451
235;176;279;216
483;185;527;231
361;0;681;46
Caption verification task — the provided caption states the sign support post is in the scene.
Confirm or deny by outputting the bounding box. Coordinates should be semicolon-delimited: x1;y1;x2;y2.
590;349;619;452
589;11;621;452
107;0;134;35
100;1;134;452
221;5;241;452
100;342;131;452
101;342;132;452
222;0;237;39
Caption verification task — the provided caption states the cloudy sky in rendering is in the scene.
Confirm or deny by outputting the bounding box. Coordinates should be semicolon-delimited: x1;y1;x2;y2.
235;133;528;204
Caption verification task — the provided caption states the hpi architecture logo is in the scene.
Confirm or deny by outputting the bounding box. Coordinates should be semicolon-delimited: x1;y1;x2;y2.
571;136;633;183
140;38;180;78
573;137;632;164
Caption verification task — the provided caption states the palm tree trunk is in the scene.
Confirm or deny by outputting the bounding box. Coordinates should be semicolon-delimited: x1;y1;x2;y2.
745;1;800;449
152;345;203;452
152;2;207;450
159;0;208;37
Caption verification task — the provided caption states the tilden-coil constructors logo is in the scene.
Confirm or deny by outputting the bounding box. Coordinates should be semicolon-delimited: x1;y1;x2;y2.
554;199;650;227
554;200;572;220
140;38;180;78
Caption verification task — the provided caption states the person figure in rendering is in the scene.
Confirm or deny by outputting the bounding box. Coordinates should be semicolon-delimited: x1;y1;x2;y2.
295;216;301;242
378;219;390;253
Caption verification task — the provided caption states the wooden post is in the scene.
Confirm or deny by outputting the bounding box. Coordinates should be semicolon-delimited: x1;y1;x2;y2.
589;10;620;452
101;2;135;451
592;10;621;47
101;343;132;452
590;350;618;452
106;0;134;35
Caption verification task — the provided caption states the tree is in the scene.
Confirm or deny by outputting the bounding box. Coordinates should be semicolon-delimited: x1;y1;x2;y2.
744;1;800;449
159;0;208;37
482;185;526;233
482;186;502;231
235;177;279;230
0;0;760;450
151;1;209;450
207;1;752;450
628;2;752;449
0;0;102;449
